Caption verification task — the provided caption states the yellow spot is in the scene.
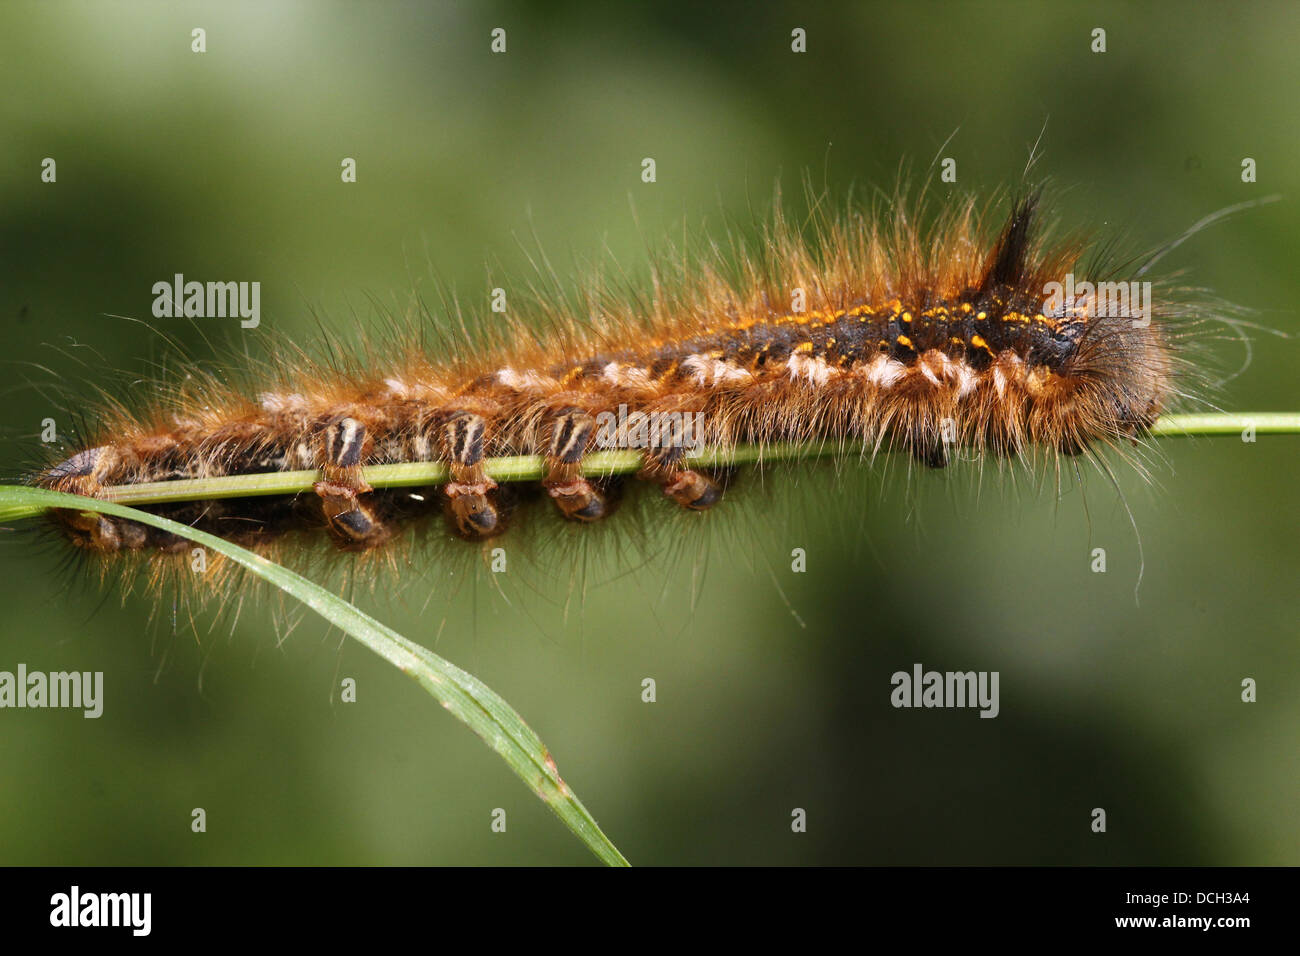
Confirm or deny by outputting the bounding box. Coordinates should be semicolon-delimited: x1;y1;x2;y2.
896;335;914;350
976;311;987;320
794;341;813;352
970;334;994;356
961;303;973;313
902;312;913;323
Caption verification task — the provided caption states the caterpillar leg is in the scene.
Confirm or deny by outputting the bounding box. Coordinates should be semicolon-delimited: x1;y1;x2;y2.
314;416;390;549
438;411;501;539
43;445;125;550
912;432;950;469
541;407;607;522
637;447;722;511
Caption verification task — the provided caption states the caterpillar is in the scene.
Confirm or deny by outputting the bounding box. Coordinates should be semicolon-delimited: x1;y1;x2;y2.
32;186;1199;571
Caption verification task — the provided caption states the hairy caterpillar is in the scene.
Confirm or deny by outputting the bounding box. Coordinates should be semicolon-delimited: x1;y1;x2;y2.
32;186;1205;575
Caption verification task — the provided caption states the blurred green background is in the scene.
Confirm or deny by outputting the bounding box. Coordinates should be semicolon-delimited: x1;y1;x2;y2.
0;1;1295;865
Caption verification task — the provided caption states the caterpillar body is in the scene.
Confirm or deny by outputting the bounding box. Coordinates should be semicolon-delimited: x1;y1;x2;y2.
35;190;1186;563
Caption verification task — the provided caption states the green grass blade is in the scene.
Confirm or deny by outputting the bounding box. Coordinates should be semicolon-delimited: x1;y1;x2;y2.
0;412;1289;513
0;485;629;866
1145;411;1300;437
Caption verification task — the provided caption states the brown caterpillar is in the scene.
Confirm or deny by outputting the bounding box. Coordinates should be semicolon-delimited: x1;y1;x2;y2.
34;188;1192;566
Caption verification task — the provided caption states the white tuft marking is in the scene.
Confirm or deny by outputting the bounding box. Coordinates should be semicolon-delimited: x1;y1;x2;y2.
951;361;978;398
991;354;1024;399
919;351;978;398
496;367;556;390
382;378;411;399
786;352;837;386
601;362;654;389
682;354;753;387
259;391;308;414
862;355;907;389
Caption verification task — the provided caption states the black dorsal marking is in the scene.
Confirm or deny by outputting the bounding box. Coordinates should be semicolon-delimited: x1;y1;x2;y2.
980;192;1040;293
